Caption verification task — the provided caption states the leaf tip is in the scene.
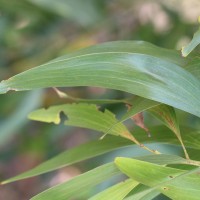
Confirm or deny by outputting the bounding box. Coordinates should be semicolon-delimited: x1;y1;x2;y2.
114;157;121;164
0;81;9;94
0;180;7;185
181;47;187;57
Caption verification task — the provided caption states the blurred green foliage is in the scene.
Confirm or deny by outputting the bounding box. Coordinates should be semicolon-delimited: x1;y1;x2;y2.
0;0;200;199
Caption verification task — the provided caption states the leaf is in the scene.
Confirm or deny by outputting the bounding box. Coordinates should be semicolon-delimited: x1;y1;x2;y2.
124;185;160;200
183;55;200;80
133;126;200;152
130;112;151;137
1;135;188;185
1;41;200;118
28;103;160;154
121;97;160;136
124;97;160;122
148;104;189;159
53;87;127;104
28;103;134;140
115;157;200;200
103;97;159;137
30;163;121;200
182;27;200;57
104;97;159;142
3;125;199;185
89;179;138;200
1;136;132;184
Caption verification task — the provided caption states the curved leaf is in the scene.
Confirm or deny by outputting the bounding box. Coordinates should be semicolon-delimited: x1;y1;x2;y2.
28;103;158;154
148;104;189;159
1;136;132;184
115;157;200;200
124;185;160;200
182;27;200;57
89;179;138;200
28;103;133;139
1;41;200;117
31;163;121;200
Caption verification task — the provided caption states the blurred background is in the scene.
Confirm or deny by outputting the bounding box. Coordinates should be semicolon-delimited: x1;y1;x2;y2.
0;0;200;199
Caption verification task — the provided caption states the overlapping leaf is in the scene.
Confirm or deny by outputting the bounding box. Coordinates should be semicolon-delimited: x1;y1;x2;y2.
28;103;133;139
124;184;160;200
30;154;192;200
182;27;200;57
89;179;138;200
31;163;121;200
1;41;200;117
115;157;200;200
3;125;200;185
148;104;189;159
1;136;132;184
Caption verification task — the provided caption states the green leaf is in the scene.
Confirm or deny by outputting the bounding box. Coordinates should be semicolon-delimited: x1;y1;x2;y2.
182;27;200;57
89;179;139;200
3;125;199;185
31;163;121;200
148;104;189;159
124;185;160;200
115;157;200;200
53;87;128;104
28;103;133;140
134;126;200;152
108;97;160;130
1;134;188;185
184;56;200;80
1;136;132;184
1;41;200;117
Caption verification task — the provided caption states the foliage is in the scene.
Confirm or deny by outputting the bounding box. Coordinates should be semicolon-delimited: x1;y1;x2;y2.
1;1;200;200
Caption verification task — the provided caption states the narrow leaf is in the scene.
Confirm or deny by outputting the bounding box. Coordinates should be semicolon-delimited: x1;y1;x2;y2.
1;41;200;118
89;179;138;200
182;27;200;57
149;105;189;159
28;103;160;154
31;163;121;200
115;157;200;200
124;185;160;200
53;87;128;104
1;136;132;184
28;103;135;140
106;97;160;136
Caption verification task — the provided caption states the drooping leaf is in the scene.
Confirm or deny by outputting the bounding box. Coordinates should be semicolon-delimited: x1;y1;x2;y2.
115;157;200;200
1;136;132;184
31;163;121;200
28;103;161;154
3;125;200;185
102;97;159;136
1;135;189;185
133;126;200;153
123;97;160;122
148;104;189;159
28;103;134;140
1;41;200;118
182;27;200;57
89;179;138;200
